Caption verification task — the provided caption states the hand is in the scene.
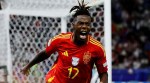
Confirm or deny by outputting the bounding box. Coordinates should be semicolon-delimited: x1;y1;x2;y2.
21;65;30;75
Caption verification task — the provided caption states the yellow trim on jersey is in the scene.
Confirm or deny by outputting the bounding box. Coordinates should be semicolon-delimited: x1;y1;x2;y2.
90;40;100;45
52;34;71;40
89;38;106;57
51;64;56;70
90;39;101;47
90;37;101;43
48;76;55;83
51;33;71;42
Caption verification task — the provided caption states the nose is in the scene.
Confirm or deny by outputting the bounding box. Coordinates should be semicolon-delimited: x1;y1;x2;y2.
82;23;87;28
82;24;90;30
81;26;88;31
81;24;89;30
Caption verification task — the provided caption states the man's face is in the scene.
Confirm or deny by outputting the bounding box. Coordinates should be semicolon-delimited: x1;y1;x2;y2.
73;15;91;42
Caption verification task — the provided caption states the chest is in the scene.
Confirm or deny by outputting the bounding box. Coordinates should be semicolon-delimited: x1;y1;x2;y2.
56;41;96;67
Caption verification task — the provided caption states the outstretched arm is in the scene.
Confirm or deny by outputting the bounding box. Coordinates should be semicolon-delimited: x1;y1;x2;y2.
21;49;49;75
99;72;108;83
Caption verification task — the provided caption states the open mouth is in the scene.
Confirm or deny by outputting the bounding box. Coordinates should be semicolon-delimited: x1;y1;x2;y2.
79;31;88;39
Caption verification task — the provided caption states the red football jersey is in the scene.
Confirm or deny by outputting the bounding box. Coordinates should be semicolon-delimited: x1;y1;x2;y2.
45;33;107;83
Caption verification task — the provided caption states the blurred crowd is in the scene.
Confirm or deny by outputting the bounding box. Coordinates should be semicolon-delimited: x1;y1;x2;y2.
112;0;150;69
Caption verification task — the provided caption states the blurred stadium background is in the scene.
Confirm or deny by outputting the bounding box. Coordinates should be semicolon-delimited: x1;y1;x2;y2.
112;0;150;82
0;0;108;83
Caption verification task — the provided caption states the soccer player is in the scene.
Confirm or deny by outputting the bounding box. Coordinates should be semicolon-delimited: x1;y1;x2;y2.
21;0;108;83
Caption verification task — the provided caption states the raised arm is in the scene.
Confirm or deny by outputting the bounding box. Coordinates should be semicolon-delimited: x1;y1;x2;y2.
21;50;49;75
21;34;61;75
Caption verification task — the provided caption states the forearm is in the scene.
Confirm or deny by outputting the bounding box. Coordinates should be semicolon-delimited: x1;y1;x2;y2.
26;50;49;69
99;72;108;83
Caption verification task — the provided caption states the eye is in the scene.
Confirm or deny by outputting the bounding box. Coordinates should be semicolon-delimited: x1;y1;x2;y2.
78;22;84;25
85;23;90;26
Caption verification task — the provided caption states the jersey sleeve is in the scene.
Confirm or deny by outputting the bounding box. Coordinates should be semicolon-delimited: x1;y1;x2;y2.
95;45;108;74
45;35;60;56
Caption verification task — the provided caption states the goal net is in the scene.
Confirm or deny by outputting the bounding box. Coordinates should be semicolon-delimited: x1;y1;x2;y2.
0;0;105;83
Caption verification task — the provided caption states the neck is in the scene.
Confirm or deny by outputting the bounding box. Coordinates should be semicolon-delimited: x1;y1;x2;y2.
72;32;88;46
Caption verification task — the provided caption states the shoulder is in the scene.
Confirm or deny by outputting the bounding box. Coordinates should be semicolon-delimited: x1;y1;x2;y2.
89;36;104;50
89;36;106;57
47;32;72;46
50;32;71;42
53;32;71;39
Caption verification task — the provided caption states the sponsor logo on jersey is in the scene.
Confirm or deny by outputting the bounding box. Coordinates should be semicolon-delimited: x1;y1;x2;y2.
72;57;79;66
62;51;68;57
83;51;91;64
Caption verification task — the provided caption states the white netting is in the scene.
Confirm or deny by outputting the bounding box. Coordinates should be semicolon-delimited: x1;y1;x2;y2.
7;0;96;10
5;0;104;17
9;15;61;83
8;0;76;10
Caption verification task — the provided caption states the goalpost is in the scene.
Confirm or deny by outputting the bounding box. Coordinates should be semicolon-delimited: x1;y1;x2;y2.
0;0;111;83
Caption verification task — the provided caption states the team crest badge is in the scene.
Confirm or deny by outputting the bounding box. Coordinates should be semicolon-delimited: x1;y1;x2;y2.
83;51;91;64
72;57;79;66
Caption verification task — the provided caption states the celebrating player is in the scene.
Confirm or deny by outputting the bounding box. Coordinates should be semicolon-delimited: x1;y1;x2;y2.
21;0;108;83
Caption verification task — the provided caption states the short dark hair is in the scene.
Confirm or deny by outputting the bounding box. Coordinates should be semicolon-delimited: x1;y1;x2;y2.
0;2;2;10
70;0;91;18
